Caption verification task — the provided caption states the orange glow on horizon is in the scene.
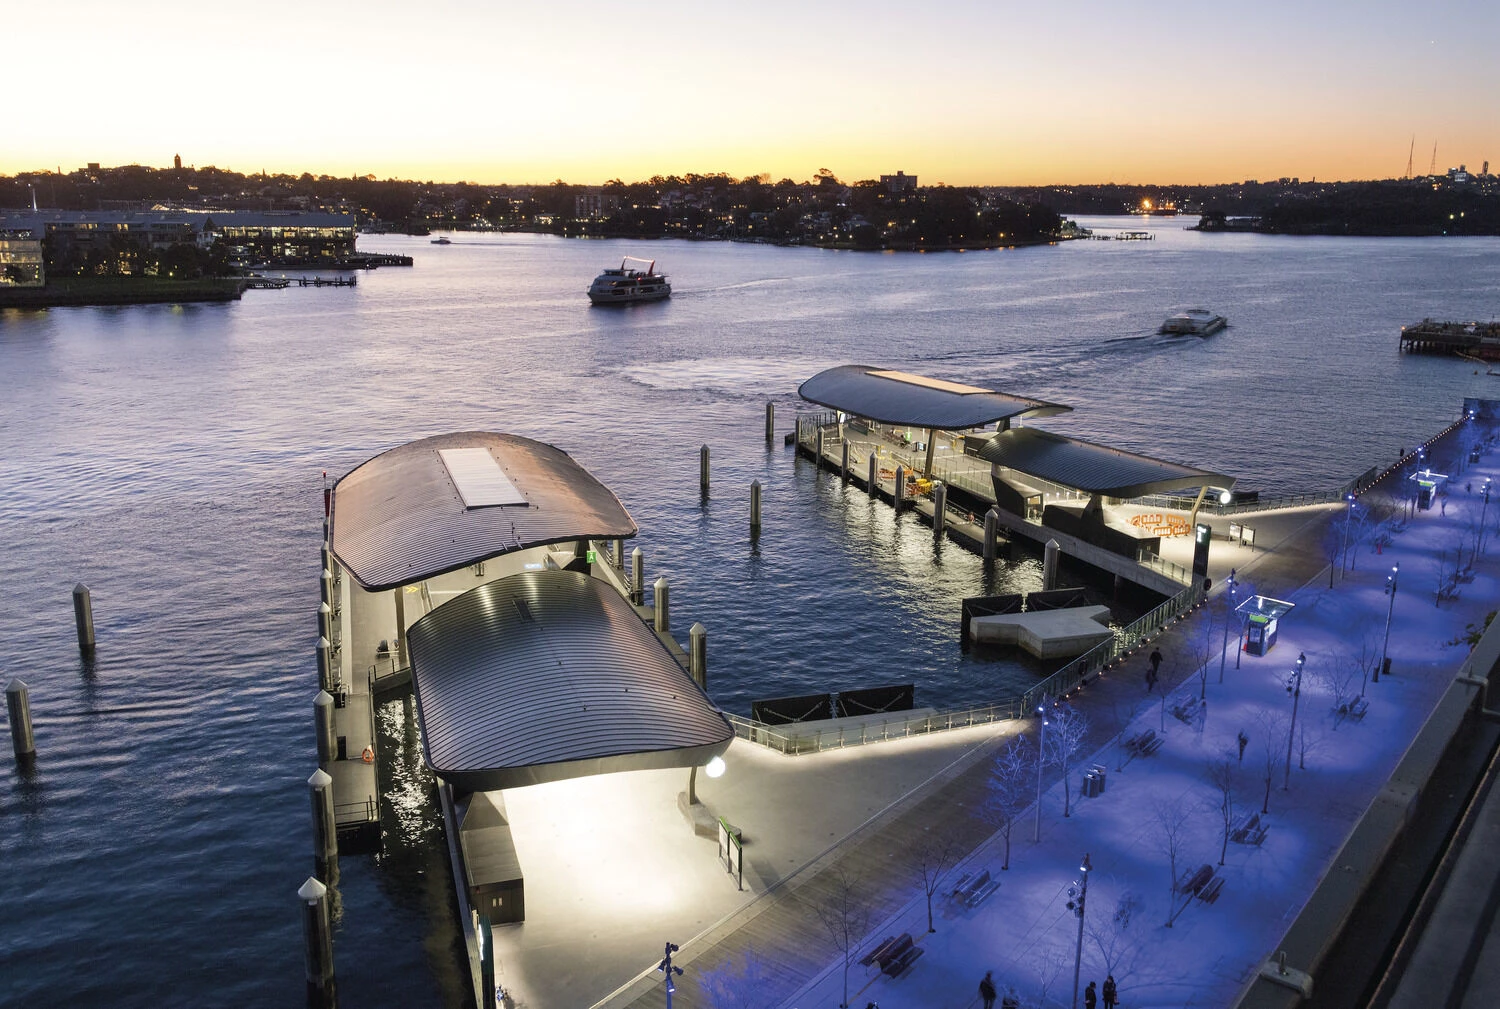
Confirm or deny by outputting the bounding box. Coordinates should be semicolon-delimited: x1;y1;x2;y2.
3;2;1495;189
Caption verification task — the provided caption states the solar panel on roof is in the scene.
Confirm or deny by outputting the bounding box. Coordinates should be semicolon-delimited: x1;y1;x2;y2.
867;370;994;395
439;447;528;508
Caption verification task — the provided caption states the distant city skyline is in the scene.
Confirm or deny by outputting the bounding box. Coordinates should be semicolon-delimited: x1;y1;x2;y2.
7;0;1496;187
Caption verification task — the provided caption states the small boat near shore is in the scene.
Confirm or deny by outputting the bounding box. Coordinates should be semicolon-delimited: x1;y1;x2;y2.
1161;308;1227;336
588;257;671;305
431;236;452;245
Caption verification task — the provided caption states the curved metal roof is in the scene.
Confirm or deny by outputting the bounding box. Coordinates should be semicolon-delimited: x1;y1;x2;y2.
798;365;1071;430
407;570;732;792
329;432;637;591
978;427;1234;498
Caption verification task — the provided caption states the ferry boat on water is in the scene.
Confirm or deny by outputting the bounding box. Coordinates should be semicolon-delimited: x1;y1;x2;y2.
587;257;670;305
1161;308;1227;336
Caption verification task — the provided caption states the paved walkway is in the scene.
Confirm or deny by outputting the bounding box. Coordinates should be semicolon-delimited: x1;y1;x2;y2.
595;421;1499;1009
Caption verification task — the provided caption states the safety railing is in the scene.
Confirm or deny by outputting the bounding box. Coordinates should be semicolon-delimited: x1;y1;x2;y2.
1021;578;1207;712
1136;549;1193;584
334;796;378;826
725;700;1024;755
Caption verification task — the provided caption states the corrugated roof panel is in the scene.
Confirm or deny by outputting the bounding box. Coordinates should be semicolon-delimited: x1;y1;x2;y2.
329;432;637;591
439;447;528;508
978;427;1234;498
798;364;1072;430
407;570;733;792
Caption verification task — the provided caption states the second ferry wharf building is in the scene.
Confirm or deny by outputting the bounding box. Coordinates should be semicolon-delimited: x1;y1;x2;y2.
0;209;357;271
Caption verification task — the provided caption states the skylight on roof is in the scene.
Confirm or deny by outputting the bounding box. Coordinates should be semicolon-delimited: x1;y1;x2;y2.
439;447;528;508
867;370;994;395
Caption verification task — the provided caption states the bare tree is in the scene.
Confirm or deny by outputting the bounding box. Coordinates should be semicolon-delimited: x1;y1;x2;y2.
1046;706;1090;818
813;867;870;1009
986;736;1035;870
1186;612;1217;699
1153;797;1193;927
1034;943;1070;1009
914;828;963;933
1256;711;1288;814
1296;718;1327;771
1084;889;1145;989
697;949;775;1009
1316;652;1360;729
1113;698;1143;771
1205;759;1237;866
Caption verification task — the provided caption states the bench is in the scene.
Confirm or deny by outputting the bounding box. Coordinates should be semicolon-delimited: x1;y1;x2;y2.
1170;701;1196;724
1231;811;1268;846
1336;696;1369;722
1198;876;1226;904
860;936;898;968
953;868;998;906
1175;863;1214;896
876;933;924;977
1124;729;1163;758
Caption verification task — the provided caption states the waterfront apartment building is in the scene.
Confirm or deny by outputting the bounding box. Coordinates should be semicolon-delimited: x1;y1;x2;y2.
881;170;918;193
0;209;356;272
0;233;44;287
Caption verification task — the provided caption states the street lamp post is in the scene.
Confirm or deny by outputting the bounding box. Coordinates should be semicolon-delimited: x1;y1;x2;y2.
1219;570;1237;684
1283;653;1306;791
1377;563;1399;683
1069;853;1092;1009
657;942;684;1009
1480;479;1492;555
1034;705;1050;843
1339;495;1356;580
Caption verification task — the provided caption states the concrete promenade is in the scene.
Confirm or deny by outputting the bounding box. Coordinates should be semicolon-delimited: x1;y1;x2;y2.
589;426;1498;1009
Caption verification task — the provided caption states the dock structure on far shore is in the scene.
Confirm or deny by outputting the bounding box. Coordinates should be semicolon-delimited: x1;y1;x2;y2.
1400;319;1500;359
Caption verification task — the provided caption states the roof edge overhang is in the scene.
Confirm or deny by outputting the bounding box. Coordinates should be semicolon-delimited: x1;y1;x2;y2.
797;364;1072;430
434;737;733;794
328;431;638;593
980;427;1235;499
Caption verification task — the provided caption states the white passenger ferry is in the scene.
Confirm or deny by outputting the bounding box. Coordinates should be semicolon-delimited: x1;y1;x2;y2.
1160;308;1227;336
587;257;671;305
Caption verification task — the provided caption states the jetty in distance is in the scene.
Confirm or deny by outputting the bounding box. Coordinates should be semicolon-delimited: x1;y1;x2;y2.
1399;319;1500;360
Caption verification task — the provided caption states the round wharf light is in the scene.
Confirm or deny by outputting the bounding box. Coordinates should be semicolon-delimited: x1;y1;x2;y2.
705;756;726;779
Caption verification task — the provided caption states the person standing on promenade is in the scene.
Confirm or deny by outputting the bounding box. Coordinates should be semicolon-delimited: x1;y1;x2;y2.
1085;979;1098;1009
1147;648;1163;691
1103;974;1118;1008
979;970;997;1009
1237;730;1249;762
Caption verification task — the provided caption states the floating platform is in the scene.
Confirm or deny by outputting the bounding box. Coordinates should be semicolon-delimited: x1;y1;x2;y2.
968;604;1114;658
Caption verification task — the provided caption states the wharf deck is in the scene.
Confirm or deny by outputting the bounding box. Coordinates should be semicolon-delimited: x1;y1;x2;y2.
1400;320;1500;359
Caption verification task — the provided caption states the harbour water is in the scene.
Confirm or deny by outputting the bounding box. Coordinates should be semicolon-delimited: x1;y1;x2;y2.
1;219;1497;1007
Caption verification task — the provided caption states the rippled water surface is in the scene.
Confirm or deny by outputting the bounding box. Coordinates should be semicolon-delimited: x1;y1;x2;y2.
2;221;1497;1007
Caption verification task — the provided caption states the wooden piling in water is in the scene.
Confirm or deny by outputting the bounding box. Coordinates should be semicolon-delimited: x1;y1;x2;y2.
314;691;335;770
298;877;336;1006
654;577;670;633
7;679;35;761
933;481;947;543
631;547;644;605
841;441;850;483
700;445;710;492
72;583;95;656
1044;539;1060;590
868;452;878;498
689;623;707;689
894;465;906;511
309;769;338;884
751;480;762;534
984;508;999;564
765;402;775;445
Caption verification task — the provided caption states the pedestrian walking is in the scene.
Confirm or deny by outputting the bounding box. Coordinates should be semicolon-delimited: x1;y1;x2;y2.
1085;979;1098;1009
1103;975;1118;1008
1237;730;1249;762
1195;698;1208;735
979;970;997;1009
1149;648;1163;677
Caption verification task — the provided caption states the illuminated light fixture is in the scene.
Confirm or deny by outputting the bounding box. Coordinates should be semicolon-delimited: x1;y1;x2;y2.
1219;489;1233;505
705;756;726;779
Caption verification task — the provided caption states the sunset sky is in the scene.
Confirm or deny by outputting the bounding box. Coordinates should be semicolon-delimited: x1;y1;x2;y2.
7;0;1496;186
